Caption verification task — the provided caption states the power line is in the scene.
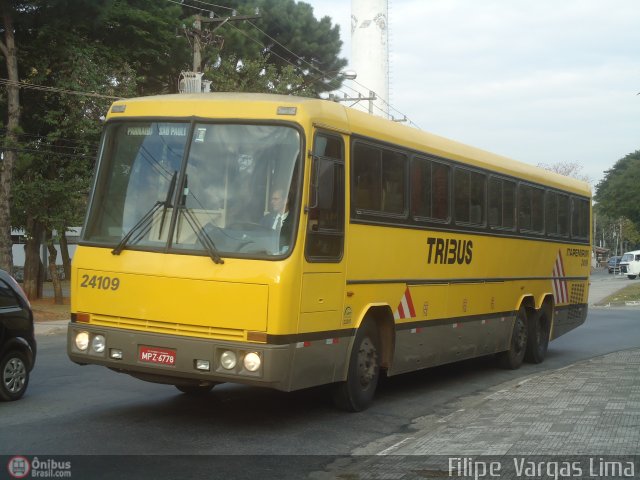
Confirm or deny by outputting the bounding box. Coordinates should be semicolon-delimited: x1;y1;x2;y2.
0;130;99;150
168;0;415;123
2;146;95;159
168;0;235;15
240;19;418;126
187;0;235;12
166;0;211;15
0;78;123;100
3;3;417;128
223;20;357;96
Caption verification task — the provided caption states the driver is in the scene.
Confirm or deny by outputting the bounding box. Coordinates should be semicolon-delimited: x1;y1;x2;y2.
261;188;289;230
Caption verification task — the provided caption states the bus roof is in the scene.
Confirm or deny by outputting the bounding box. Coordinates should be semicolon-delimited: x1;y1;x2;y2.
108;93;591;197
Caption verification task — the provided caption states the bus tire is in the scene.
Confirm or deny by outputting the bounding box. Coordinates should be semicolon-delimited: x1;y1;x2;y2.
175;383;217;395
628;275;637;280
525;308;550;364
497;306;528;370
332;321;380;412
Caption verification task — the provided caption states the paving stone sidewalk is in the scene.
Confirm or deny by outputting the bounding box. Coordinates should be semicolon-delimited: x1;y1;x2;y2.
315;348;640;479
388;349;640;456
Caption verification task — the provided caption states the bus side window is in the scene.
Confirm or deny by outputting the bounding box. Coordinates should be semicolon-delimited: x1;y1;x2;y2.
432;162;450;221
489;176;516;230
352;141;407;216
455;168;486;225
381;150;406;214
519;184;544;233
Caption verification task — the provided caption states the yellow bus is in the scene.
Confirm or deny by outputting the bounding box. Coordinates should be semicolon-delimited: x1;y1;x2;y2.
67;93;591;411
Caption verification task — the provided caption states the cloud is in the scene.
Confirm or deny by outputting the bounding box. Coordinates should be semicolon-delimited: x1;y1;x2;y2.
307;0;640;184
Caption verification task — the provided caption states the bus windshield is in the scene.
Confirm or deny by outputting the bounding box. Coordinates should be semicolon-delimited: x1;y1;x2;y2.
84;121;301;258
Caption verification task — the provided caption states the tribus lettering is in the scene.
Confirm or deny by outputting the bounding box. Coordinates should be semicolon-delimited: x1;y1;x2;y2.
427;237;473;265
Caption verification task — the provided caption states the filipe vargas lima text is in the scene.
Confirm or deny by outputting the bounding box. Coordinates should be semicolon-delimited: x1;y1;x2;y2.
448;457;635;480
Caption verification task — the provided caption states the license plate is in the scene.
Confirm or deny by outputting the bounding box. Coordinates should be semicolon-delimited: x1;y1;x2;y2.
139;346;176;366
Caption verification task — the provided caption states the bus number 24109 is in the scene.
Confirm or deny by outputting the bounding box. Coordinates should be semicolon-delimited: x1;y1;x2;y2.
80;274;120;291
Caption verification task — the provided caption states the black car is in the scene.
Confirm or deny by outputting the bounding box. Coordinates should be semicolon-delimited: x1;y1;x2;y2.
607;256;622;274
0;269;36;401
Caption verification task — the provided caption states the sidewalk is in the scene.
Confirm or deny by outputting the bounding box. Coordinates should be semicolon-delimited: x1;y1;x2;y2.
32;280;70;336
588;269;639;307
319;348;640;478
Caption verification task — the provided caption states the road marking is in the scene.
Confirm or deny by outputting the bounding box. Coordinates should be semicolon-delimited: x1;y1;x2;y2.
377;436;416;455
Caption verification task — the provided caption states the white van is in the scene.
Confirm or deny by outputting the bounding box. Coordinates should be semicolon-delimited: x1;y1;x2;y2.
619;250;640;279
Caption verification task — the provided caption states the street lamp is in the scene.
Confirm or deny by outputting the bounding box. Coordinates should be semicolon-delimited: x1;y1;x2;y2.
339;70;358;81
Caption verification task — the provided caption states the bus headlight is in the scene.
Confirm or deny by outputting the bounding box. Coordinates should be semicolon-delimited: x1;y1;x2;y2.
243;352;261;372
75;331;90;351
92;335;106;354
220;350;237;370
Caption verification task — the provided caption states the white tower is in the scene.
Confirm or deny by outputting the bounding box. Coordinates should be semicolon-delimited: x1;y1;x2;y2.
351;0;389;117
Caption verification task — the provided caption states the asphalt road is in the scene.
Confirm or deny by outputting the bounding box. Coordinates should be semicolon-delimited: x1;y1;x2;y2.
1;271;638;478
2;312;639;453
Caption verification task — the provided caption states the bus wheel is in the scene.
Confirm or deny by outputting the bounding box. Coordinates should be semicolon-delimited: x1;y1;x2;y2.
628;275;637;280
525;308;550;364
175;383;217;395
332;321;380;412
497;306;528;370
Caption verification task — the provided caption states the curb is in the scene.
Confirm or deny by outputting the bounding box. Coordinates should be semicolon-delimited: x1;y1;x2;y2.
35;321;68;336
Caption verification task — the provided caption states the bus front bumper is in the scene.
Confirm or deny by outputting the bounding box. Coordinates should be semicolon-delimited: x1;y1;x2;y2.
67;323;293;391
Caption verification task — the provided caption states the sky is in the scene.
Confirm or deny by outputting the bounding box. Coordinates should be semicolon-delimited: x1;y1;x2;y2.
304;0;640;187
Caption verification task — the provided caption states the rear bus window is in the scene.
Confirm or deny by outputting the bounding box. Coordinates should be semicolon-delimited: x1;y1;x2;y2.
571;197;590;239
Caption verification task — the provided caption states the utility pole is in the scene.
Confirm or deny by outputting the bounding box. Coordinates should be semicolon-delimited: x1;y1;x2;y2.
186;12;260;73
181;11;261;93
329;91;377;114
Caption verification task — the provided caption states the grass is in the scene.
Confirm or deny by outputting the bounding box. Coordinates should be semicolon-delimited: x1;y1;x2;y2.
596;282;640;306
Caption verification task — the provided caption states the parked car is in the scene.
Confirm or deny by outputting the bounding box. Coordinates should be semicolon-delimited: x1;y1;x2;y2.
607;256;622;273
620;250;640;280
0;269;36;401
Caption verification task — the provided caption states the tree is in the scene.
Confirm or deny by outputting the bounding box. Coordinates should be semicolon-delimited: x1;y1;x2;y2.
194;0;347;96
3;1;140;298
537;161;591;184
207;54;314;95
594;150;640;230
3;0;189;299
0;0;21;273
593;207;640;255
95;0;189;95
2;0;347;299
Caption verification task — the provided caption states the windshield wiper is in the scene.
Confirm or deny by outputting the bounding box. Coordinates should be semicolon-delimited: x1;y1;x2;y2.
112;171;177;255
158;171;178;238
180;208;224;264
